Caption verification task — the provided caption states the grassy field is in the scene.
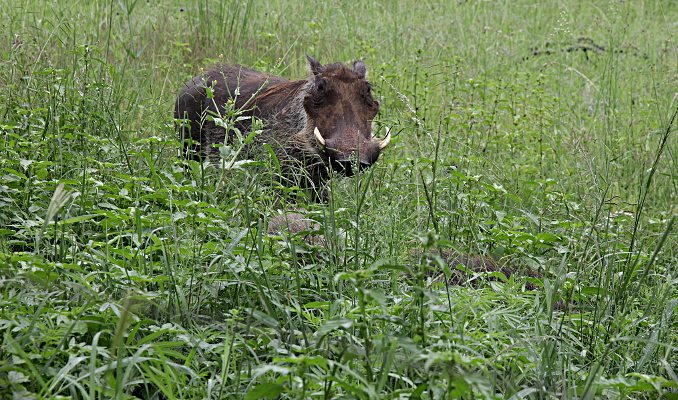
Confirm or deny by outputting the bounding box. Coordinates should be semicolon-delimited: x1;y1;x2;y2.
1;0;677;398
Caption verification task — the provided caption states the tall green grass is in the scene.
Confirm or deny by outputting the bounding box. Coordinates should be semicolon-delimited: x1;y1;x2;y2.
1;0;677;398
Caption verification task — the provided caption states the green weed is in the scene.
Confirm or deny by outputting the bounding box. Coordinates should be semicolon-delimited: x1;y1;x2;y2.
0;0;677;399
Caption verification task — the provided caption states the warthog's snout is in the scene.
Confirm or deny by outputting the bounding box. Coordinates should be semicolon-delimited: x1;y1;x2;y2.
314;127;391;175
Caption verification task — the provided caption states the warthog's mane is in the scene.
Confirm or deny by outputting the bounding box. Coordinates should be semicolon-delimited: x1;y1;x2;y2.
247;77;330;190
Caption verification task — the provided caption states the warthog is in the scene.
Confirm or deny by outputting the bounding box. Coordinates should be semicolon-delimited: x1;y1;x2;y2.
267;210;324;246
413;250;543;291
175;55;391;198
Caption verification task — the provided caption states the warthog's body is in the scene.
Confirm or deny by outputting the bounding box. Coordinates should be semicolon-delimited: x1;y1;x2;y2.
175;55;390;198
267;210;324;246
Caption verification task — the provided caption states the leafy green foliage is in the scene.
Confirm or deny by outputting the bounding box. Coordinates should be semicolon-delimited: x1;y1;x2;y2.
0;0;677;399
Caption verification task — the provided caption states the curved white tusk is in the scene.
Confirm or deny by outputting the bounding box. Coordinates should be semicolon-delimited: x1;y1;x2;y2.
377;127;391;150
314;127;326;149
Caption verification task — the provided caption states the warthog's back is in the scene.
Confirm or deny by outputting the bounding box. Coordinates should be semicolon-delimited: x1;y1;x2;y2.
175;65;290;161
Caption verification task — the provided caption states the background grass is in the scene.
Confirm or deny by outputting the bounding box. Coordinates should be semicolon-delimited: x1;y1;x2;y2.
1;0;677;399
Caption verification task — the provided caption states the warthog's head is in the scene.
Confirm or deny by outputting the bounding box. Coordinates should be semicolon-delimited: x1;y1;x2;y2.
302;55;390;176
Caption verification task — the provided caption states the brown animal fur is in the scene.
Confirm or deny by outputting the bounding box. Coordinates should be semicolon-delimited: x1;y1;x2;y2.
408;250;542;291
409;250;568;310
267;210;324;245
175;55;386;199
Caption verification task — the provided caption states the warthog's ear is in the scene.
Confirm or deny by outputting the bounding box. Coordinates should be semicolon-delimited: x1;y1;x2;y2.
353;60;367;77
306;54;324;75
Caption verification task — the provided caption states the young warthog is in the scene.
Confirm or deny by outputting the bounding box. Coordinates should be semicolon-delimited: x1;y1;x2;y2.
175;55;391;198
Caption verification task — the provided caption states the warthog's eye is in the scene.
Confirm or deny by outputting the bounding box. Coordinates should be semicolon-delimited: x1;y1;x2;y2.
307;78;328;108
316;78;327;92
364;82;378;108
364;82;375;99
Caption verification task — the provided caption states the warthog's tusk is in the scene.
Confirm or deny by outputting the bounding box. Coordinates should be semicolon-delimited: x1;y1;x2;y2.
314;127;326;149
377;127;391;150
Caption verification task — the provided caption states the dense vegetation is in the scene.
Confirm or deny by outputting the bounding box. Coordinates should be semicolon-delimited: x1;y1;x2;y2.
1;0;677;398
